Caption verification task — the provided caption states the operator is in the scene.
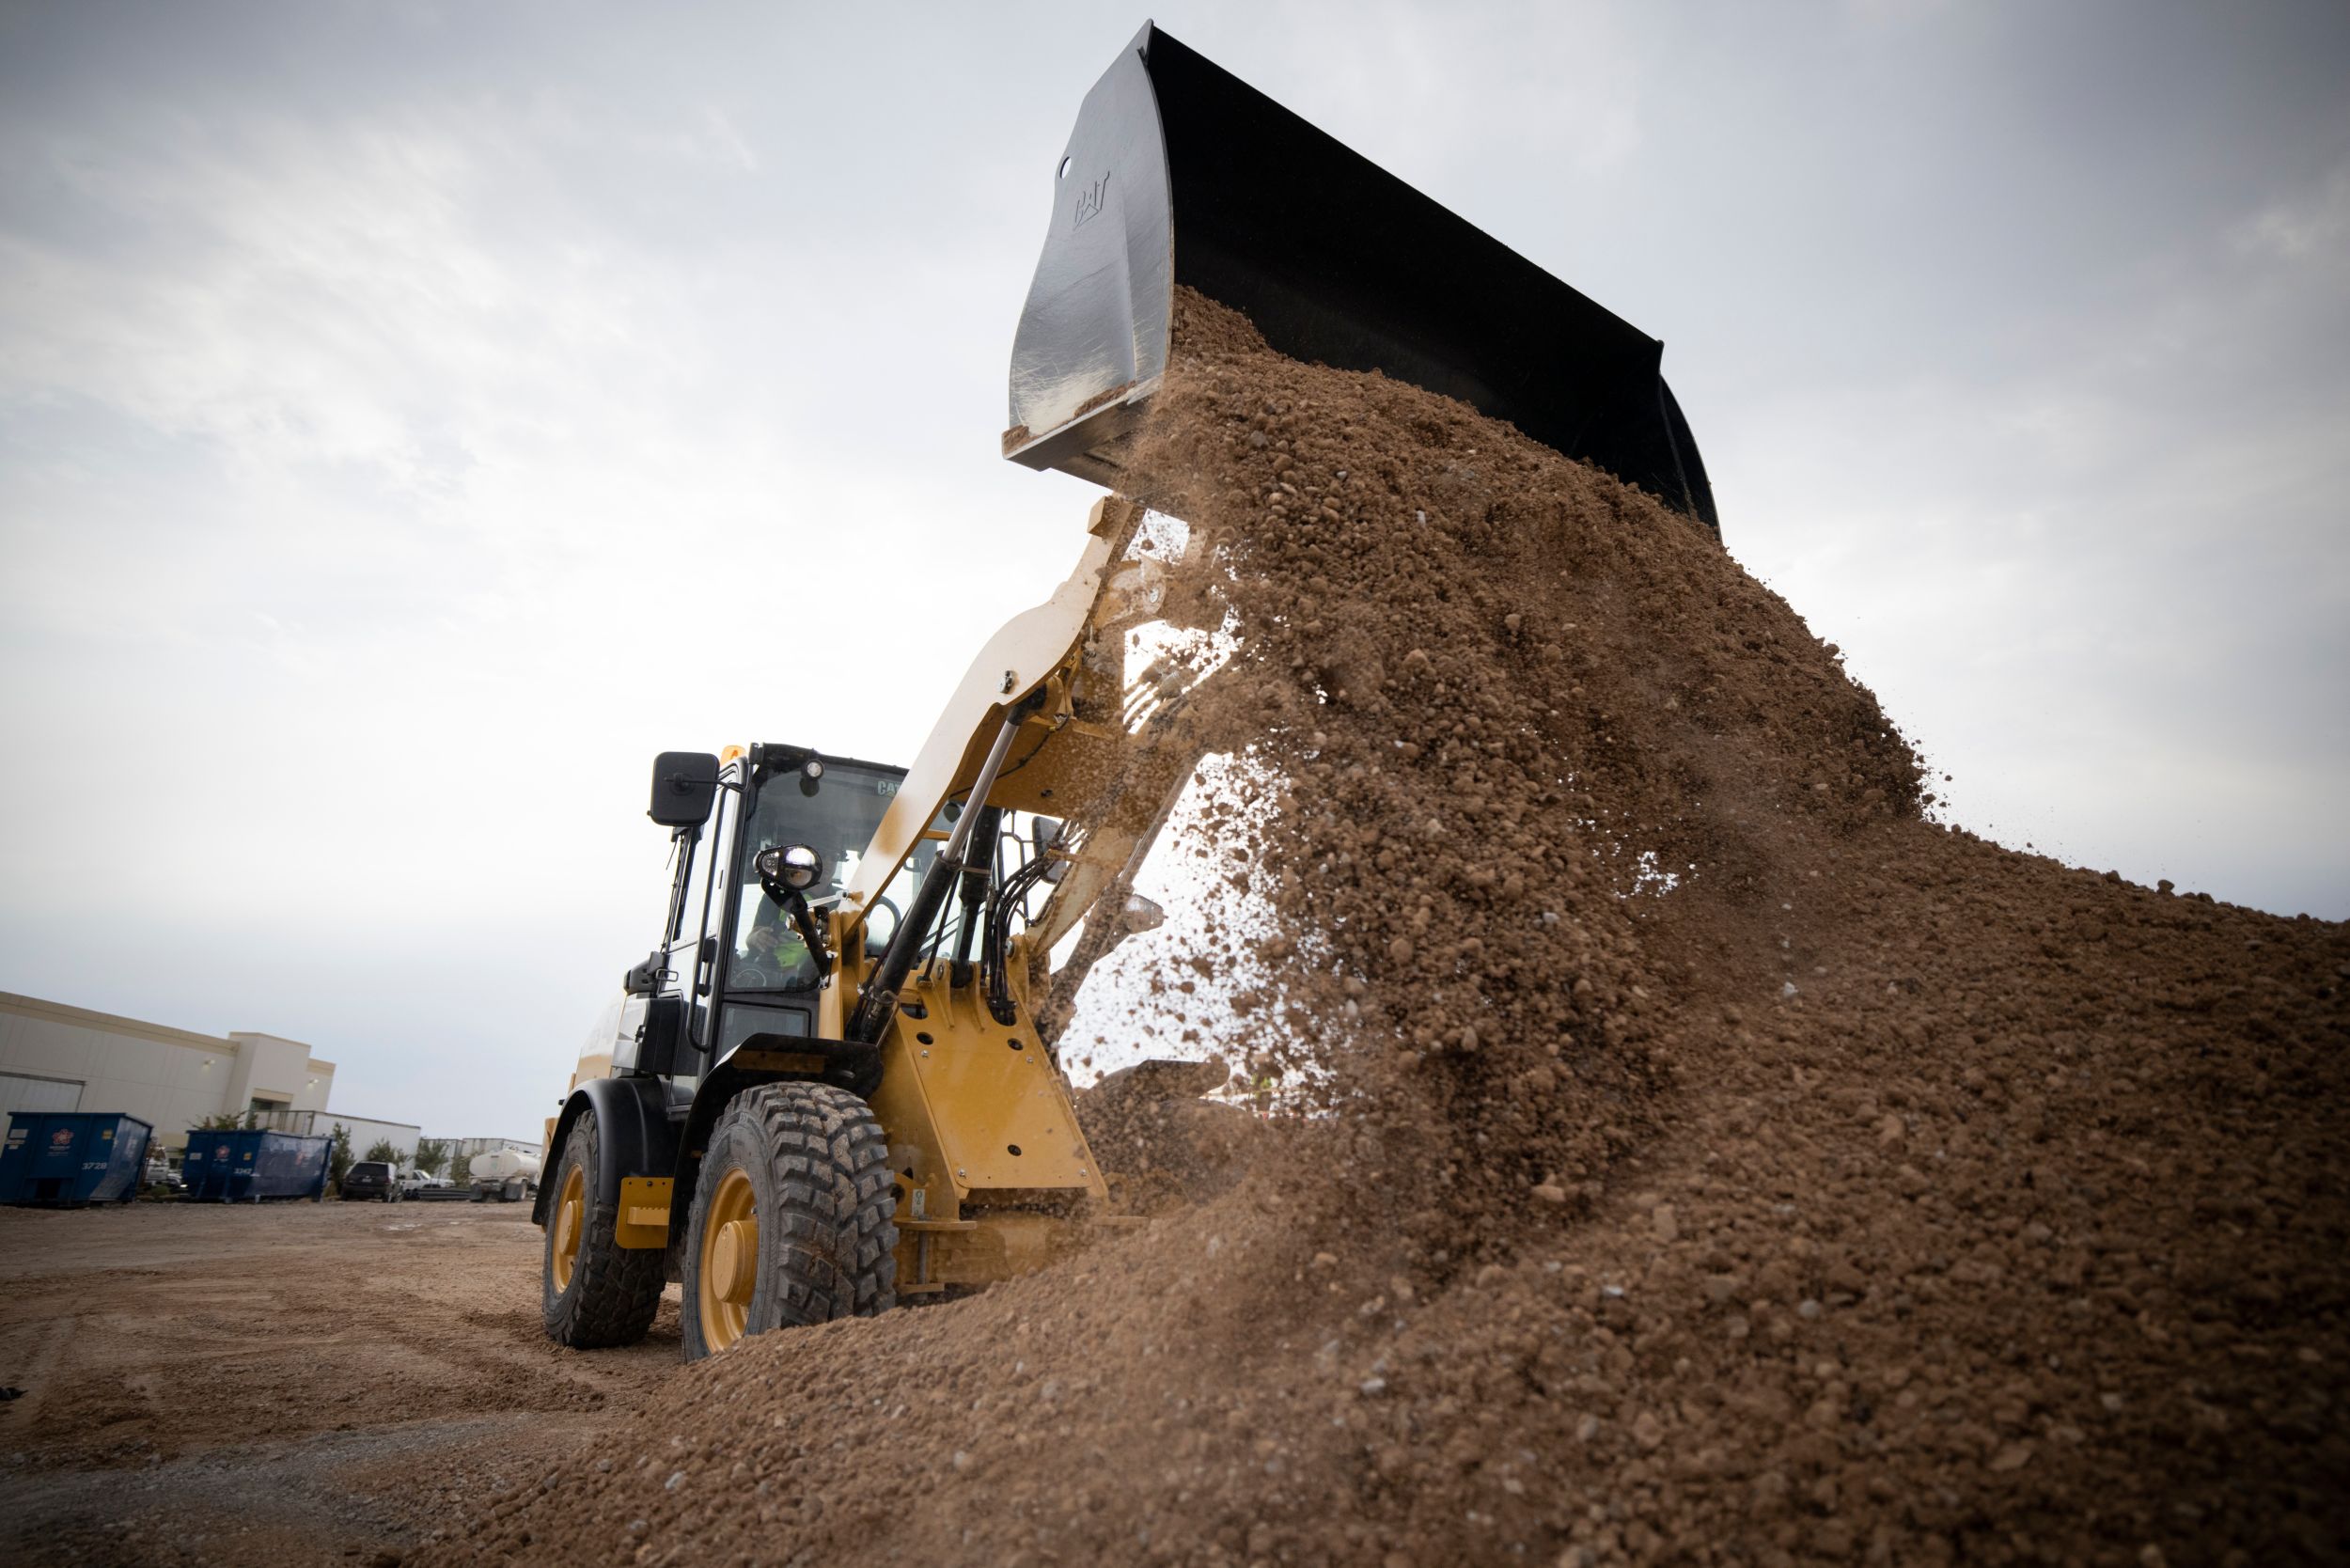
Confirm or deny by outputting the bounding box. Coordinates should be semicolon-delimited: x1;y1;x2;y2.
742;858;814;984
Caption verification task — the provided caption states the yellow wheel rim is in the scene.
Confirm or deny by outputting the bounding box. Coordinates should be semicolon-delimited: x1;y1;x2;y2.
697;1168;759;1352
551;1165;586;1292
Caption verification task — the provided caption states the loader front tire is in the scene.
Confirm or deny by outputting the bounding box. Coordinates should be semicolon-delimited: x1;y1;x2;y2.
681;1082;898;1360
540;1108;665;1349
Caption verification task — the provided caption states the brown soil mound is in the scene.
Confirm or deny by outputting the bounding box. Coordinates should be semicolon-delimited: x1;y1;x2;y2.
418;294;2350;1568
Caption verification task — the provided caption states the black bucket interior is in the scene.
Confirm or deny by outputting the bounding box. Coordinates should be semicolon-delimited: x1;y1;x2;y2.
1006;24;1717;535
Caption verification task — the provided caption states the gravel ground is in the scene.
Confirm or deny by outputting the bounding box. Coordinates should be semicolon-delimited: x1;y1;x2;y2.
0;1200;679;1566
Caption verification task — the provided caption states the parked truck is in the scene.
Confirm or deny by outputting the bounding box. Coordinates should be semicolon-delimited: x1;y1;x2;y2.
470;1147;541;1203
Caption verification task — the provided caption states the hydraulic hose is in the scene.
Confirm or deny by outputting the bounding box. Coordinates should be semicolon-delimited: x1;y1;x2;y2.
846;712;1026;1045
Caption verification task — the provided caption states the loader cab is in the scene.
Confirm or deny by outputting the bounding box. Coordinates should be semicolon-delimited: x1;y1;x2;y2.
621;745;929;1088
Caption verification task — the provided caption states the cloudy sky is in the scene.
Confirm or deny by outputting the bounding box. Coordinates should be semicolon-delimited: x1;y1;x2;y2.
2;1;2342;1139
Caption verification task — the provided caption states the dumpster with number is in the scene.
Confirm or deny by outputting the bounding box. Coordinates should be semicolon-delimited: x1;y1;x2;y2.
180;1129;331;1202
0;1111;154;1207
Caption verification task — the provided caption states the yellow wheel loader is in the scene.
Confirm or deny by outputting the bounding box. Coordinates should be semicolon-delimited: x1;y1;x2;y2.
536;22;1716;1360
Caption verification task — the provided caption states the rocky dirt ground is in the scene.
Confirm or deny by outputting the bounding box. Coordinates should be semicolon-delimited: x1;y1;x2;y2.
0;1201;678;1566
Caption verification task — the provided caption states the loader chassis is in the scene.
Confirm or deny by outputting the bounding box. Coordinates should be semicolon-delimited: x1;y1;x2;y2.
540;755;1109;1347
541;498;1148;1356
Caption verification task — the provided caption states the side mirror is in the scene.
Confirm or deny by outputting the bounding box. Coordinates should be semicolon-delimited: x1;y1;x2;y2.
756;844;825;894
648;751;721;827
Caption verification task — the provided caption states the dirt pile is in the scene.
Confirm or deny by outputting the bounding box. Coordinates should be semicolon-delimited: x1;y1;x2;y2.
418;293;2350;1568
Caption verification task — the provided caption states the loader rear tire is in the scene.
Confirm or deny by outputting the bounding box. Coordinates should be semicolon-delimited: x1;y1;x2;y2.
540;1108;665;1349
681;1082;898;1361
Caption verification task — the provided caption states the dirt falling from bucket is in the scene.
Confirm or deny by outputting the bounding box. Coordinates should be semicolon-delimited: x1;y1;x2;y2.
418;292;2350;1568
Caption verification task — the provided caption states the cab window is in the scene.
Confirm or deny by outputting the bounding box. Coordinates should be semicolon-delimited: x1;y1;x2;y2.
728;760;904;991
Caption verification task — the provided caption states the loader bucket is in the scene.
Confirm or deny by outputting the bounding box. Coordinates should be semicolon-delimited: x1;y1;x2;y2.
1005;23;1719;535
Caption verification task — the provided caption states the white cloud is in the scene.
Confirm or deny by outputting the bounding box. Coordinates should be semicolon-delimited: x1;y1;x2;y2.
2234;161;2350;264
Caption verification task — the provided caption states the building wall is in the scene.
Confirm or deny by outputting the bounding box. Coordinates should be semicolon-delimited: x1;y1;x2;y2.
0;1071;85;1122
225;1033;334;1114
252;1108;420;1164
0;994;337;1152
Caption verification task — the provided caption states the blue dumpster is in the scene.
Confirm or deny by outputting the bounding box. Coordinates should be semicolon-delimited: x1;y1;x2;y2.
180;1129;330;1202
0;1112;154;1207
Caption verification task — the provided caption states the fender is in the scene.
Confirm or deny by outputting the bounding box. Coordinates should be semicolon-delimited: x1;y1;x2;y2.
663;1035;883;1237
533;1075;680;1228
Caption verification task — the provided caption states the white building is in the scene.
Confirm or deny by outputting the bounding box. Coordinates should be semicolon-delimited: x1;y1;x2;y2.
250;1108;422;1165
0;992;399;1155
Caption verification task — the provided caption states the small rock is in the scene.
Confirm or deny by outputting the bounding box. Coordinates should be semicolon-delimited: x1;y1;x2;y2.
664;1470;685;1492
1652;1205;1680;1244
951;1450;973;1473
1532;1183;1569;1205
1632;1410;1665;1449
1989;1442;2033;1473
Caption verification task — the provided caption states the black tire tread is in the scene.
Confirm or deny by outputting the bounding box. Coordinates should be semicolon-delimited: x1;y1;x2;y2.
541;1110;666;1349
682;1082;897;1358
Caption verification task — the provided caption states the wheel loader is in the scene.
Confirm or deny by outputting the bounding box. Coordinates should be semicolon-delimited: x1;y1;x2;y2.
536;22;1716;1359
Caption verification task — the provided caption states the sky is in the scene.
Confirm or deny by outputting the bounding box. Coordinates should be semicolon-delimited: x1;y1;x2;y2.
1;0;2343;1140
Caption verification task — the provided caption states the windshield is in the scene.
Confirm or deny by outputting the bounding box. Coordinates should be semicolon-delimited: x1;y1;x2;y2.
730;759;909;991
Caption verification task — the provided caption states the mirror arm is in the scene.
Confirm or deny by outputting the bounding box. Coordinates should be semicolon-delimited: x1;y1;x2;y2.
785;890;833;981
759;870;835;981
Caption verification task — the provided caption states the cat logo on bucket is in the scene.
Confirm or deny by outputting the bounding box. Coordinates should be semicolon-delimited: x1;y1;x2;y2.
50;1128;73;1149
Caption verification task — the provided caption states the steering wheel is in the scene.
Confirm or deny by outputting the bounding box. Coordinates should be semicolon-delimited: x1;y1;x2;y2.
865;895;904;951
